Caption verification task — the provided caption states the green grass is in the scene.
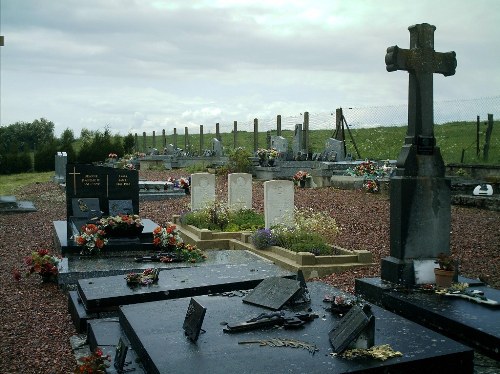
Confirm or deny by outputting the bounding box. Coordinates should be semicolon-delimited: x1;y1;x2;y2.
121;121;498;165
0;171;54;195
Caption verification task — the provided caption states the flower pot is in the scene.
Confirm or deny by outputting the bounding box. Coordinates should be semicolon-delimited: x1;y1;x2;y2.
434;268;454;289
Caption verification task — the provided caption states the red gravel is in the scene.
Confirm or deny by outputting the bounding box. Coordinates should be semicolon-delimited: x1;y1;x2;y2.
0;171;498;373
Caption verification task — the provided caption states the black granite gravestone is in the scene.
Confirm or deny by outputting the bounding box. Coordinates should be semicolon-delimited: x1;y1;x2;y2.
183;298;206;342
382;23;457;285
66;164;139;235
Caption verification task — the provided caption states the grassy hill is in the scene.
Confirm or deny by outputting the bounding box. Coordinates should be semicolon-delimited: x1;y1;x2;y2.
129;121;498;165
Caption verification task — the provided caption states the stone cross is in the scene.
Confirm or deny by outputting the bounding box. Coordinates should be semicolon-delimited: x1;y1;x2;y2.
381;24;456;286
385;23;456;172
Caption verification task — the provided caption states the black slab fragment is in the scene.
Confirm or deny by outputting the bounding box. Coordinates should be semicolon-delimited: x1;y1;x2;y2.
356;277;500;360
0;195;37;213
78;263;294;312
118;282;473;374
329;304;375;353
242;277;301;310
182;298;206;342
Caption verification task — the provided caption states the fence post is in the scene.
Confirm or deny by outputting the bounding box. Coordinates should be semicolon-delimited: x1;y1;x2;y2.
216;123;221;141
303;111;309;156
184;127;189;154
483;114;493;161
476;115;480;157
200;125;204;156
142;132;147;153
253;118;259;153
162;129;166;149
152;131;156;149
233;121;237;149
277;115;282;136
173;128;177;149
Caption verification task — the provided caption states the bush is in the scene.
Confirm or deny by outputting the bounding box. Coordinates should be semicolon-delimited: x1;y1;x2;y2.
34;141;58;172
227;147;253;173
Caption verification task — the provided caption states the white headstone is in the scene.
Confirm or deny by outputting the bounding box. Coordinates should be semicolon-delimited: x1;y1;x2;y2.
264;180;294;229
190;173;216;210
228;173;252;210
324;138;345;161
212;138;223;156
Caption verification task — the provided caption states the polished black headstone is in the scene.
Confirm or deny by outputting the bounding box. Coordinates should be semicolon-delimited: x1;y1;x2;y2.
356;277;500;360
78;263;294;312
183;298;206;342
329;304;375;353
66;164;139;218
243;277;301;310
117;282;473;374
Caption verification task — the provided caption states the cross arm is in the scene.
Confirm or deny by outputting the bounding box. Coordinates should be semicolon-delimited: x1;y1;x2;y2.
385;45;410;72
433;51;457;77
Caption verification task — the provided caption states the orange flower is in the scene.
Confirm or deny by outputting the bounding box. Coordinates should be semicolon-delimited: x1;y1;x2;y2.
153;237;161;246
153;226;162;234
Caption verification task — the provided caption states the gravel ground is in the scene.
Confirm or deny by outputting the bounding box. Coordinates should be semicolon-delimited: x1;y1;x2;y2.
0;170;498;373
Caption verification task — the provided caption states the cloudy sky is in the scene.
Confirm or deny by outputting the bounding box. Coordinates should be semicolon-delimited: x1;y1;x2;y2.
1;0;499;137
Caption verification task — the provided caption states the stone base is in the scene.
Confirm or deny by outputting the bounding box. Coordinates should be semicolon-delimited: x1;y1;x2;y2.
356;277;500;360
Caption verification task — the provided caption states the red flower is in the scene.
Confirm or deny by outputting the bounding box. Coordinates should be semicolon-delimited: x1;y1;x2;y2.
38;249;49;256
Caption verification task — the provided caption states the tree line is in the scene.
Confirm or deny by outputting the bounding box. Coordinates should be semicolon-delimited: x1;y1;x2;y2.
0;118;135;175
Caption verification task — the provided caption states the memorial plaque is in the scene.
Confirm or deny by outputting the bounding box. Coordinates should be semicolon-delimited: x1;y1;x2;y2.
183;298;206;342
243;277;301;310
71;198;101;218
114;337;128;371
109;200;134;216
329;304;375;353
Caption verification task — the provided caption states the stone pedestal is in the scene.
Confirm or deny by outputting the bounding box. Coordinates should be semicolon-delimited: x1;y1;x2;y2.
382;175;451;285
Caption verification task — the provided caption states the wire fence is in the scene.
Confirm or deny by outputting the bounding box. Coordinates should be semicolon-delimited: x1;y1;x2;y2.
211;95;500;134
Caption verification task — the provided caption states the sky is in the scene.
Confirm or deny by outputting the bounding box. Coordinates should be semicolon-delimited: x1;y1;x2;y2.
1;0;499;137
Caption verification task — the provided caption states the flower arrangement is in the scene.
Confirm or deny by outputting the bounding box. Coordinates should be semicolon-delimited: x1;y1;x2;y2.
75;224;108;255
125;268;160;286
22;249;60;281
179;177;189;188
99;214;143;237
268;148;279;159
108;153;118;159
257;148;268;159
347;160;386;178
75;348;111;374
293;170;309;183
175;243;207;263
123;163;135;170
363;179;379;193
435;252;455;271
250;228;276;249
153;224;183;248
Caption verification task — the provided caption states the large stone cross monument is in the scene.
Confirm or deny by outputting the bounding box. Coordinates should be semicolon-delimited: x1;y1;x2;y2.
381;23;457;285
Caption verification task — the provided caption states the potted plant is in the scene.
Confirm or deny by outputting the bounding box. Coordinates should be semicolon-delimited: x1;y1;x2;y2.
434;252;455;288
267;148;279;166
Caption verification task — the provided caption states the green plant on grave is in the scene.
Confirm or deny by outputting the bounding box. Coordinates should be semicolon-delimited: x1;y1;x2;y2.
227;147;253;173
180;201;264;232
293;208;340;243
185;162;208;173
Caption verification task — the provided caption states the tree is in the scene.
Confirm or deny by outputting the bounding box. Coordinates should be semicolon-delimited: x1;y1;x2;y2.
123;133;135;154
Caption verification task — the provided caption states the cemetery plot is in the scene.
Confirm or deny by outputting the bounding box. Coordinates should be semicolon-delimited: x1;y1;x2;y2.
75;263;294;313
102;282;473;374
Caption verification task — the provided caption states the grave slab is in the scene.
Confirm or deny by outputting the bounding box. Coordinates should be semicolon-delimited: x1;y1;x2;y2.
77;263;294;313
356;277;500;360
115;282;473;374
0;195;37;213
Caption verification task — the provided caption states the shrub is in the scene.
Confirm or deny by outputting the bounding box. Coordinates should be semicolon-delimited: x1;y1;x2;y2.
227;147;253;173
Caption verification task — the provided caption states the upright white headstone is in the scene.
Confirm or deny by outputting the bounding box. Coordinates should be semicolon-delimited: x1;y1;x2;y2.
264;180;294;229
190;173;216;210
228;173;252;210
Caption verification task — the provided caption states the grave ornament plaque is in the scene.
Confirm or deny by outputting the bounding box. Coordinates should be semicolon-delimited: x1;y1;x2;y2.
243;277;302;310
329;304;375;353
114;337;129;371
183;298;207;342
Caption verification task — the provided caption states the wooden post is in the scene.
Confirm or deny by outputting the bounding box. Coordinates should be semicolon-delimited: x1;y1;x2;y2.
476;115;480;157
303;111;309;156
173;128;178;149
233;121;237;149
216;123;221;141
184;127;189;153
142;132;147;152
152;131;156;149
483;114;493;161
162;129;166;149
277;115;282;136
253;118;259;153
